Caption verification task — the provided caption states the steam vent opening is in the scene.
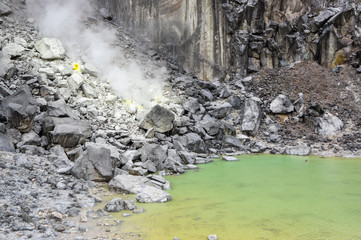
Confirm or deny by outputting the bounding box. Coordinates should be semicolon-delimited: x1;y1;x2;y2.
0;0;360;240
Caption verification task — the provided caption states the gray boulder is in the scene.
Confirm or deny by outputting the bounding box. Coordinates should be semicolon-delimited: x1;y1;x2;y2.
1;86;37;132
141;160;157;173
223;135;244;150
285;144;311;156
0;133;15;152
270;94;294;114
241;98;261;136
47;99;80;119
21;131;41;146
67;72;84;90
178;133;207;153
120;150;141;165
104;198;125;212
42;117;91;139
49;145;74;174
35;38;66;60
197;116;222;136
208;102;233;119
135;185;172;203
140;143;167;165
2;43;25;57
0;53;13;78
140;105;175;133
71;153;98;181
49;124;84;148
86;144;114;179
313;8;339;27
164;157;184;173
0;2;12;16
316;112;343;136
71;143;116;181
178;151;196;164
183;98;200;113
108;175;150;194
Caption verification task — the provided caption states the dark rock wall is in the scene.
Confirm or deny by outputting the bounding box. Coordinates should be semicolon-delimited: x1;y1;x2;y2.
100;0;361;81
101;0;229;81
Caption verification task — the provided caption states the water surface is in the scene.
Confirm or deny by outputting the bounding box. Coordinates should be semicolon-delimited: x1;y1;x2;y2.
110;154;361;240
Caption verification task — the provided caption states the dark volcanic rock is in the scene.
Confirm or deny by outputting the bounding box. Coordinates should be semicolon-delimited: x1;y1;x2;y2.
241;98;261;136
1;86;37;133
49;124;84;148
140;105;175;133
178;133;207;153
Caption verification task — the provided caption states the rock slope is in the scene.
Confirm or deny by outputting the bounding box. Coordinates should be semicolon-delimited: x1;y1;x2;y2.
0;0;360;239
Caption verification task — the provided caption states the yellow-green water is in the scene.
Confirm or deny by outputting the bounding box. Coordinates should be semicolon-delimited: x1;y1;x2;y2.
109;155;361;240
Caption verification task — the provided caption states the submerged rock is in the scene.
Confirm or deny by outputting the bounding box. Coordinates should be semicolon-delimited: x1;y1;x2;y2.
222;156;238;161
135;185;172;203
108;174;171;201
104;198;125;212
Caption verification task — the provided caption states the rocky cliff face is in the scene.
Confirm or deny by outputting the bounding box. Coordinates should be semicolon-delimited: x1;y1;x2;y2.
101;0;361;81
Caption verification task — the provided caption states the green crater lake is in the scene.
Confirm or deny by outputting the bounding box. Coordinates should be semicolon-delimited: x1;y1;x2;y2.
109;154;361;240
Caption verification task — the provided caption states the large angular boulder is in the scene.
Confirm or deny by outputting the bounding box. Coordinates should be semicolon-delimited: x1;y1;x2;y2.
67;72;84;90
71;144;115;181
135;185;172;203
140;143;167;166
140;105;175;133
2;43;25;58
49;145;74;174
208;102;233;119
87;144;114;179
108;175;150;193
35;38;66;60
178;133;207;153
197;116;222;136
270;94;294;114
0;53;13;78
49;124;84;148
1;86;37;132
47;99;80;119
71;153;98;180
241;98;261;136
109;175;172;202
42;117;91;139
223;135;244;150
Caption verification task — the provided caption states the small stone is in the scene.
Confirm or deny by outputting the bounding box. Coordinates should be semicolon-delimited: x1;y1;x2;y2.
80;214;88;222
51;211;63;220
123;213;132;217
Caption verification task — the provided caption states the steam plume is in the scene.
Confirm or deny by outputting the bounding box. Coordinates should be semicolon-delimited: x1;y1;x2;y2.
26;0;164;106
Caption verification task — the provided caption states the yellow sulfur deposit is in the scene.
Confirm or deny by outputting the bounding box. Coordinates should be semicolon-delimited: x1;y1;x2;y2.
73;63;80;71
331;51;345;69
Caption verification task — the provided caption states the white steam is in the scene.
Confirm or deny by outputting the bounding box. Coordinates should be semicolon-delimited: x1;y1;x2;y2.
26;0;164;106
